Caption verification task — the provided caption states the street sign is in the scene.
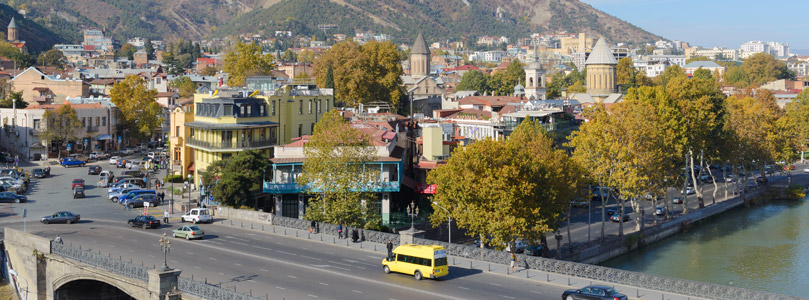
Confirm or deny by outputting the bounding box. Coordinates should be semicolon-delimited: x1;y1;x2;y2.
22;208;26;217
144;202;150;207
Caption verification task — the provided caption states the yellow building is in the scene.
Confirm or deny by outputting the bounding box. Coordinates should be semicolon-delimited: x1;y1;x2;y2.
249;78;334;145
169;100;194;177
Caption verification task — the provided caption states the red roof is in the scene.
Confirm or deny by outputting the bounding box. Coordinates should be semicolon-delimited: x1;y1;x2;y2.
446;65;481;72
197;58;217;65
83;45;95;51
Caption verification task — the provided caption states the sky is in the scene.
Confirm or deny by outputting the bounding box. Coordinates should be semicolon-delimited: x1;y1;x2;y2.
579;0;809;52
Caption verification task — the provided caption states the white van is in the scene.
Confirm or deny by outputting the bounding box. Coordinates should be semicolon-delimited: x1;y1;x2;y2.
181;208;213;224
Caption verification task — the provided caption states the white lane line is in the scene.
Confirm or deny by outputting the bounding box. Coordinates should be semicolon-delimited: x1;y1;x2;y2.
247;280;255;283
277;250;297;256
224;236;250;242
260;268;269;272
530;291;543;294
489;283;502;287
108;244;116;248
246;233;257;236
307;295;318;298
148;254;155;258
218;272;224;275
252;245;272;251
209;257;218;261
288;275;297;279
194;266;201;269
170;260;179;263
234;263;243;266
458;287;470;290
318;282;328;286
352;290;363;294
231;241;248;246
208;241;224;245
501;296;515;299
186;252;194;255
300;255;322;261
275;286;285;290
355;266;366;270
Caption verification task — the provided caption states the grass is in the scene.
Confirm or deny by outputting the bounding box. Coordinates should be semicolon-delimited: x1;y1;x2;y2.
0;278;19;300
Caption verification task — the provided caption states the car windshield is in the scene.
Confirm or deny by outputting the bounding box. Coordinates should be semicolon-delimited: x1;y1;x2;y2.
188;226;201;231
143;216;156;221
604;288;617;295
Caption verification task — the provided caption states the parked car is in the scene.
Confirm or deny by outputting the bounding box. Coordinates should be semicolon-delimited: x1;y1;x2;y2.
40;211;80;224
109;156;121;165
116;159;127;168
755;176;768;185
0;177;24;193
72;187;85;198
803;168;809;174
127;215;161;229
607;207;624;216
610;213;630;222
524;244;543;256
119;190;156;205
172;225;205;240
181;208;213;224
590;186;613;201
655;206;666;216
699;174;714;183
109;187;141;203
672;196;684;204
32;168;46;178
570;199;589;208
724;174;736;182
0;191;26;203
510;239;528;253
562;285;627;300
87;165;102;175
61;158;86;167
122;194;158;208
682;187;696;195
71;178;85;190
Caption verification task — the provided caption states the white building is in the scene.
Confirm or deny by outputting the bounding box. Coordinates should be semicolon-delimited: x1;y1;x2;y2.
766;41;789;57
741;41;766;54
634;59;669;78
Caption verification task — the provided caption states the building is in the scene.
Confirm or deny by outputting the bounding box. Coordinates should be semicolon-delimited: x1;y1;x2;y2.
83;29;114;52
559;33;594;54
585;38;618;99
502;100;576;136
169;99;194;177
523;48;546;100
11;67;89;105
6;17;25;53
683;61;726;77
251;80;335;145
402;34;445;115
195;58;219;73
434;96;525;141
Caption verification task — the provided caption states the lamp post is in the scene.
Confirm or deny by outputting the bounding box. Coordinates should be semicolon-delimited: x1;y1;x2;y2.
158;233;172;271
432;201;451;244
8;269;28;300
187;174;192;212
406;200;419;231
170;170;174;214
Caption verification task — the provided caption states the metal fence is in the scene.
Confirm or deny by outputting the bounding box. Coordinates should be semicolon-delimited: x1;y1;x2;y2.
51;241;149;281
178;277;264;300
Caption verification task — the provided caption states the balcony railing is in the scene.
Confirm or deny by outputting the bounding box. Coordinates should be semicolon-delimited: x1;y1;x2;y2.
86;126;99;132
30;128;41;135
187;138;274;150
263;180;400;193
33;96;49;102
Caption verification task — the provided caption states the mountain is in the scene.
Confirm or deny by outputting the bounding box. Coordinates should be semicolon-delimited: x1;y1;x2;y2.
1;0;661;51
0;4;66;53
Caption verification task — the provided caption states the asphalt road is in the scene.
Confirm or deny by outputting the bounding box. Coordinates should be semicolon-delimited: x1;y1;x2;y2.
1;157;576;300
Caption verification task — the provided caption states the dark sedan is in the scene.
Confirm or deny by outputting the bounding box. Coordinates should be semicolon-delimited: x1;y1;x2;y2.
0;191;26;203
32;168;46;178
562;285;627;300
128;215;161;229
88;165;102;175
610;213;630;222
41;211;80;224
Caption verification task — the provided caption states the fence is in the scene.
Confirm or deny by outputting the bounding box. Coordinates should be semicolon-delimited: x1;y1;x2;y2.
178;278;264;300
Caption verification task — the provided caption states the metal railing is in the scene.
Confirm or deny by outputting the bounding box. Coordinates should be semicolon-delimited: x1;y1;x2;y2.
178;278;264;300
33;96;48;102
86;126;99;132
51;241;149;281
187;139;274;150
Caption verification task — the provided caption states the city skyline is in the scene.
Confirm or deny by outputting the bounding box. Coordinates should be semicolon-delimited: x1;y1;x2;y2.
581;0;809;53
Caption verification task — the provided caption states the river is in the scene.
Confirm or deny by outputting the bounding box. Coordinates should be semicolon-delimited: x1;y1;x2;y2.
601;196;809;297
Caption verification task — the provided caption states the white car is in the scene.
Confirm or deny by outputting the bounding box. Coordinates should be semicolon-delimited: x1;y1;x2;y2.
682;187;696;195
804;168;809;174
109;156;121;164
181;208;213;224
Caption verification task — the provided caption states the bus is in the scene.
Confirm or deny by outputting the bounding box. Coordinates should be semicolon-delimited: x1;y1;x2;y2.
382;244;449;280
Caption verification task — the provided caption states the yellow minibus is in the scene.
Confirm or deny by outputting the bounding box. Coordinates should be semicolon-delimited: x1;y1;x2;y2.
382;244;448;280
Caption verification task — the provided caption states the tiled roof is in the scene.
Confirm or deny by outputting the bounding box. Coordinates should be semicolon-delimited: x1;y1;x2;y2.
684;61;722;68
586;38;617;65
411;33;430;55
456;96;524;108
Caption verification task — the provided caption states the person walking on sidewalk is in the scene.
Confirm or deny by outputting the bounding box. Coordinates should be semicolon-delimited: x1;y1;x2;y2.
337;224;343;239
386;240;393;259
509;252;517;272
163;209;170;224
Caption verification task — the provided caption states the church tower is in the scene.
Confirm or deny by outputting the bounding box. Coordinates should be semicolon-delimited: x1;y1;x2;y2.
524;46;546;100
7;17;17;42
585;38;618;96
410;33;430;77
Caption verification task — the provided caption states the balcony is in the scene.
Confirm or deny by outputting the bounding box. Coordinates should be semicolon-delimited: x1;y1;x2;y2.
86;126;99;132
263;180;400;194
186;138;275;151
33;96;49;102
30;128;41;136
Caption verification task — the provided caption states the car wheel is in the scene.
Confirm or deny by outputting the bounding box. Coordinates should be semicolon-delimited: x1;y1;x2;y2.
14;198;19;203
112;197;118;202
180;218;185;223
192;219;197;224
128;221;133;227
383;265;390;274
172;232;177;238
128;204;134;209
43;220;49;224
66;219;73;224
566;296;574;300
143;224;148;229
414;270;422;280
185;234;190;240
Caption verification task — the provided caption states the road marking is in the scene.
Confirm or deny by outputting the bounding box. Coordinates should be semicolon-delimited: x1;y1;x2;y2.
247;280;255;283
352;290;363;294
489;283;502;287
208;241;224;245
307;294;318;298
224;236;250;242
209;257;217;261
501;296;515;299
246;233;257;236
530;291;543;295
276;250;297;256
260;268;269;272
231;241;248;246
234;263;243;266
458;286;469;290
318;282;328;286
288;275;297;279
148;254;155;258
300;255;322;261
275;286;285;290
218;272;224;275
311;264;351;271
170;260;179;263
194;266;201;269
252;245;272;251
186;252;194;255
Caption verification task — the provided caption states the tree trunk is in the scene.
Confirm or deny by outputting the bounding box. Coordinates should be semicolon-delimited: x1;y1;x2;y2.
599;182;606;243
689;150;704;209
566;203;572;256
618;196;624;237
707;166;718;205
539;233;550;258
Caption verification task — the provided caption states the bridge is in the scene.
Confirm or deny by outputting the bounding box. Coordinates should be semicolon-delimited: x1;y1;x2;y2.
2;228;258;300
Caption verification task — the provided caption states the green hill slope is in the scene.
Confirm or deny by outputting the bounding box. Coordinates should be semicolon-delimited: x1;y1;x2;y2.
0;5;67;53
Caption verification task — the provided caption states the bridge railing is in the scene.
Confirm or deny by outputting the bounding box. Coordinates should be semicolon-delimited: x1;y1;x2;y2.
51;241;149;281
178;278;264;300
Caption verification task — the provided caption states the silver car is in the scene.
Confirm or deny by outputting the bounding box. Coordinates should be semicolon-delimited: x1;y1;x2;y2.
108;187;141;203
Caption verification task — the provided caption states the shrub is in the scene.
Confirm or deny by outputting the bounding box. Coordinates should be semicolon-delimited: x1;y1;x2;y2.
163;174;185;183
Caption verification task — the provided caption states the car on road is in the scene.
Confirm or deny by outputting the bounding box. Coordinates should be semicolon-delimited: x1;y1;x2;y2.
607;207;625;216
122;193;158;208
116;159;128;168
109;156;121;165
524;244;543;256
32;168;46;178
128;215;161;229
71;178;85;190
0;191;26;203
61;158;86;167
40;211;80;224
118;189;156;205
181;208;213;224
87;165;102;175
755;176;768;185
804;168;809;174
724;174;736;182
655;206;666;216
172;225;205;240
569;199;589;208
682;187;696;195
610;213;630;222
672;196;684;204
73;187;85;198
562;285;627;300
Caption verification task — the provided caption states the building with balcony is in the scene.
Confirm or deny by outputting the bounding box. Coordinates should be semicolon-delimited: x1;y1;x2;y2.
169;99;194;177
11;67;89;105
250;79;335;144
263;126;404;222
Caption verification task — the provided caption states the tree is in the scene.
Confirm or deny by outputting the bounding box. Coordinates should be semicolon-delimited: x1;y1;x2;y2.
0;41;33;68
487;59;524;96
456;70;489;92
723;65;749;87
323;64;334;89
280;49;297;62
0;91;26;108
170;77;197;98
201;150;271;208
223;42;276;87
40;104;81;158
429;119;584;252
567;80;586;94
692;68;713;80
110;75;163;138
144;38;155;60
298;110;380;229
298;49;315;63
200;65;218;76
742;53;792;87
785;89;809;163
36;49;67;69
616;57;635;87
314;40;403;109
120;43;137;60
161;52;184;76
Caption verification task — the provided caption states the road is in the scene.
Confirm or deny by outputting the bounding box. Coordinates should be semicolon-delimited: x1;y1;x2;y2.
1;157;576;300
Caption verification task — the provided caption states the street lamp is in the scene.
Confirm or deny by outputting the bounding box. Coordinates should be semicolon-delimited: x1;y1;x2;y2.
432;201;452;244
406;200;419;231
158;233;172;271
187;174;192;213
8;269;28;300
169;170;174;214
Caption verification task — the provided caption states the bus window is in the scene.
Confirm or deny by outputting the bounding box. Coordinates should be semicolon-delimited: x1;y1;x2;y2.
434;257;447;266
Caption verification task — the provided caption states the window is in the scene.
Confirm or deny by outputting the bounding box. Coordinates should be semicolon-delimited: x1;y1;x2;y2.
87;118;92;127
310;123;315;134
82;118;86;127
175;126;180;137
308;100;312;114
156;78;161;84
96;117;100;127
241;105;246;116
299;100;303;114
247;105;252;116
298;124;302;137
102;117;106;126
260;104;265;116
224;104;233;116
317;99;321;113
222;131;232;142
271;101;276;116
33;119;40;129
260;128;266;141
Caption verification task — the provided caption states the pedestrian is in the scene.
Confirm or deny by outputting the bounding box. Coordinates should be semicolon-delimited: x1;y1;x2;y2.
386;240;393;259
337;224;343;239
310;220;316;233
351;228;359;242
163;209;170;224
54;235;63;244
155;179;161;189
510;252;517;272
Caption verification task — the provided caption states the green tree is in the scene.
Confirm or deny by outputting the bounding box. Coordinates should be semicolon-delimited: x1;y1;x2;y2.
488;59;524;96
723;65;749;87
742;53;793;87
110;75;163;138
692;68;713;80
456;70;488;92
36;49;67;69
200;65;218;76
323;64;334;89
785;89;809;162
223;42;276;87
161;52;184;76
40;104;81;159
120;43;137;60
567;80;586;94
201;150;271;208
170;77;197;98
281;49;297;62
616;57;635;87
429;119;584;252
298;49;315;63
0;91;26;108
0;41;33;68
362;40;405;109
144;38;155;60
298;110;380;228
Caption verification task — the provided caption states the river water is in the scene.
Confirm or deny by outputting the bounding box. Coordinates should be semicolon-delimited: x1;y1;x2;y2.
601;196;809;297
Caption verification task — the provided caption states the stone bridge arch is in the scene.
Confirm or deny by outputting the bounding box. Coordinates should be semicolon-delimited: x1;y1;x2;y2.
49;266;145;299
